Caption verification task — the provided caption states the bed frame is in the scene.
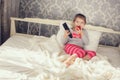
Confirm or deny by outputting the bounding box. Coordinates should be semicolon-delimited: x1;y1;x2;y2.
10;17;120;36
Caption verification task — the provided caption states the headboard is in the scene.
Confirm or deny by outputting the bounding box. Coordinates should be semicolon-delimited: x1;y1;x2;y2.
10;17;120;36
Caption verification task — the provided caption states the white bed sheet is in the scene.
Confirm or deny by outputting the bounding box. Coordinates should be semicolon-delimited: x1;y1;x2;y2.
0;34;120;80
2;34;120;68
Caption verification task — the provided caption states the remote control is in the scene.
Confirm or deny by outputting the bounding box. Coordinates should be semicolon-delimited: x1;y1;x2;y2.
63;23;72;38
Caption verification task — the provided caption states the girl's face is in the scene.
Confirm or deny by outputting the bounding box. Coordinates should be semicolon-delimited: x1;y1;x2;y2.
73;17;85;28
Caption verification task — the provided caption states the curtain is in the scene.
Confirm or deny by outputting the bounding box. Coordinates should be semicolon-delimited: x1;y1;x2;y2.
0;0;2;45
1;0;20;44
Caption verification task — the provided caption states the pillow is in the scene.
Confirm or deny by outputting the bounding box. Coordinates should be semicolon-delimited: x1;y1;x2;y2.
84;29;102;51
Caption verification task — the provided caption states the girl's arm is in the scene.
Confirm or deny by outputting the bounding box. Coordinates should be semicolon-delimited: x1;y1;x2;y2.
63;30;69;44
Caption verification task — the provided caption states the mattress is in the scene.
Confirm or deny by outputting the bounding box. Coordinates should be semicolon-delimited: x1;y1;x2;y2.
1;34;34;48
1;33;49;50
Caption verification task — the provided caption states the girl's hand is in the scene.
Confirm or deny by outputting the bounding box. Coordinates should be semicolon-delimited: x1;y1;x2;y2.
64;30;70;38
77;27;83;36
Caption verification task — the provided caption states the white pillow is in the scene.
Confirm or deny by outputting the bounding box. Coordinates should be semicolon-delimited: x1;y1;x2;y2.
84;29;102;51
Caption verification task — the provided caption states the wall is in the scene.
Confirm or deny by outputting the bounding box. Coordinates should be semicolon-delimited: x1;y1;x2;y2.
19;0;120;46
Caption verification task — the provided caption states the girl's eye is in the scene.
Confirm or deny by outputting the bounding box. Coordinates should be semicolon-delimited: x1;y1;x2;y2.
81;21;85;24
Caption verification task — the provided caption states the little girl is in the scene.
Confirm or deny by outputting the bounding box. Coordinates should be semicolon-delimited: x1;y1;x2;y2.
63;13;96;67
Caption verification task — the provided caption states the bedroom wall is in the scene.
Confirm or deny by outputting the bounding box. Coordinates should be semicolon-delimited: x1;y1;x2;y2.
19;0;120;47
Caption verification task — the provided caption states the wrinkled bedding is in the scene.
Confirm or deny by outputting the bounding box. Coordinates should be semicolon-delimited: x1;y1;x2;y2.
0;34;120;80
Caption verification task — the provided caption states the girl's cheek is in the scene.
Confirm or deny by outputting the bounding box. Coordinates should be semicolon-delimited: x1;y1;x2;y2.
81;24;85;27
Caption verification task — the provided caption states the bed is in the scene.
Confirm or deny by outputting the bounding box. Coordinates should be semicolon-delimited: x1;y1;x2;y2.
0;17;120;80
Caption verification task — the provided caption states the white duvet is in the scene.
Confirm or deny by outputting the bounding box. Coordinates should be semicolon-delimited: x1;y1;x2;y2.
0;35;120;80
